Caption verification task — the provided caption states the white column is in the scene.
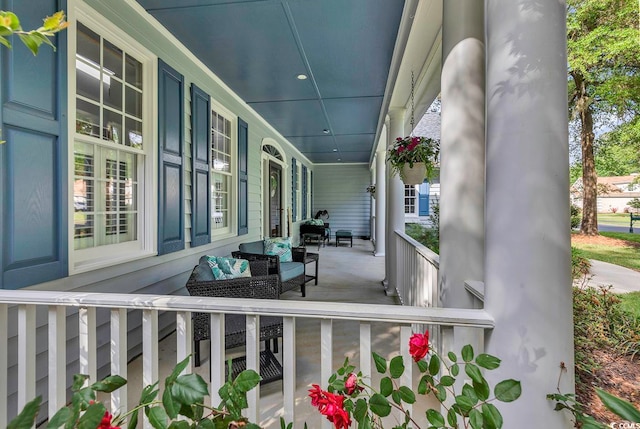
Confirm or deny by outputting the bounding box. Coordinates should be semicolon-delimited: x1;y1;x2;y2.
485;1;573;427
374;144;387;256
439;0;485;309
385;108;406;296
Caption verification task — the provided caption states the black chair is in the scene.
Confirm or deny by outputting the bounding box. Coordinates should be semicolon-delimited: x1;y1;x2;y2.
185;259;283;383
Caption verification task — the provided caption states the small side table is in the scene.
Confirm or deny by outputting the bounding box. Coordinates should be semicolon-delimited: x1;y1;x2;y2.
335;230;353;247
304;252;319;285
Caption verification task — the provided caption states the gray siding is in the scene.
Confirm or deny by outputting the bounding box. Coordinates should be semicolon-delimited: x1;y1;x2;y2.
313;164;371;238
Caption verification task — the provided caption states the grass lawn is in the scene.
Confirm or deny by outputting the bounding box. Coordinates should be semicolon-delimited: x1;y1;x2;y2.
571;231;640;271
619;292;640;319
597;212;635;227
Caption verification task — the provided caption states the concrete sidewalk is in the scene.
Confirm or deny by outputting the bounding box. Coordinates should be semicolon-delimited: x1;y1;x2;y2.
583;259;640;294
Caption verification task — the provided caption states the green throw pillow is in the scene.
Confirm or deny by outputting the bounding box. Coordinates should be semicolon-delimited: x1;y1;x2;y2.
306;219;325;226
264;237;293;262
206;256;252;280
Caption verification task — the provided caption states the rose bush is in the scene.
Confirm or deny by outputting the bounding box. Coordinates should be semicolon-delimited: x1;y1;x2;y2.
309;330;522;429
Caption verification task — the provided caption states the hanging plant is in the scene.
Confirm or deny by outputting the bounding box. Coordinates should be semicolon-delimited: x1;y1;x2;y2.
386;136;439;185
366;185;376;197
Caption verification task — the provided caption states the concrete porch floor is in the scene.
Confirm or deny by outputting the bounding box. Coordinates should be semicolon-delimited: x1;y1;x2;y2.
124;239;438;427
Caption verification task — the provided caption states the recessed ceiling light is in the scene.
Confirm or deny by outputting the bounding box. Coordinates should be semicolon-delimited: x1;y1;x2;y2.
296;74;308;80
332;149;338;152
337;158;341;162
323;129;330;134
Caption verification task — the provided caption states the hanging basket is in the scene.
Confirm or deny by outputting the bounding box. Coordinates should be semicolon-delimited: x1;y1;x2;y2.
400;162;427;185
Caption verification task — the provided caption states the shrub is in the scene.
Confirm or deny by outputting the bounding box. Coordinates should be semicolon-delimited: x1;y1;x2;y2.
571;247;590;280
571;203;582;229
629;198;640;210
405;223;439;254
611;206;618;213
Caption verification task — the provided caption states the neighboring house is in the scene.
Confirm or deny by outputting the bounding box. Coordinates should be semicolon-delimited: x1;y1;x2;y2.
572;174;640;212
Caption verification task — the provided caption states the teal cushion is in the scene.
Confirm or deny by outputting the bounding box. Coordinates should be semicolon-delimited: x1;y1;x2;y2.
205;256;252;280
280;262;304;282
239;241;264;254
264;237;293;262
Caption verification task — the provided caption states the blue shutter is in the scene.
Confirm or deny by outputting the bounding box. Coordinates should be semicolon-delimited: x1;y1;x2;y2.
158;60;184;255
310;171;313;214
190;84;210;246
238;118;248;235
418;183;430;216
0;0;68;289
301;165;308;219
291;158;297;221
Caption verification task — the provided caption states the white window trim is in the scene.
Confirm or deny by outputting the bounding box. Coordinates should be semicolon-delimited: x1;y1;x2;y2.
68;1;157;274
210;98;237;239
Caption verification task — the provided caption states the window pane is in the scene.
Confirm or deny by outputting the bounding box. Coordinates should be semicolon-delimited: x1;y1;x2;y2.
103;40;123;79
125;54;143;90
104;78;123;111
125;86;142;118
77;23;100;65
103;110;123;144
76;99;100;137
125;118;143;149
76;59;101;102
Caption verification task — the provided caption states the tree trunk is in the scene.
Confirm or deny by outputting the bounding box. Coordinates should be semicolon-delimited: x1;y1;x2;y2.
573;71;599;235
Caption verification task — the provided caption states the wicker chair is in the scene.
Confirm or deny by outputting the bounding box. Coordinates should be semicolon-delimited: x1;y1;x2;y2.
185;259;283;383
232;243;307;296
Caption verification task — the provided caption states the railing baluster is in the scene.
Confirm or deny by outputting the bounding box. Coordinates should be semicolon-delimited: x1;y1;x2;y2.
283;316;296;425
49;306;66;417
209;313;224;406
111;308;127;415
18;304;36;410
0;303;7;429
321;319;333;429
359;322;371;380
79;307;97;382
400;325;412;420
143;309;158;429
176;311;191;373
245;314;259;423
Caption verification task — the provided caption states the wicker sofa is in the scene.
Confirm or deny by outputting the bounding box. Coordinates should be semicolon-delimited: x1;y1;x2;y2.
185;258;283;383
232;240;307;297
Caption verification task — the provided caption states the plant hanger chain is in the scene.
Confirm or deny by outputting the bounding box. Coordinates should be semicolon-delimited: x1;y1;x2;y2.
410;69;415;136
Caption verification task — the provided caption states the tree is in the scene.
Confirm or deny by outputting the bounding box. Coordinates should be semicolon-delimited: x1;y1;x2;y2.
567;0;640;235
0;10;67;55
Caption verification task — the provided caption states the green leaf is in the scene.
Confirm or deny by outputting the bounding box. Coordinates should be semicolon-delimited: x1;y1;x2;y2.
450;363;459;377
140;382;160;403
426;409;445;427
461;344;474;362
373;352;387;373
18;34;39;55
447;407;458;427
476;353;501;370
416;359;428;373
233;369;261;393
417;375;428;395
46;406;71;429
447;351;457;363
494;379;522;403
391;390;401;405
397;386;416;404
146;406;169;429
435;384;447;402
455;394;476;415
127;410;139;429
389;355;405;379
473;378;490;402
428;354;440;376
462;384;479;404
166;355;192;386
354;398;369;421
380;376;393;397
76;387;96;408
171;373;209;405
72;374;89;391
465;363;484;385
596;388;640;422
481;403;503;429
439;375;455;387
163;388;178;419
77;403;106;429
469;409;483;429
8;396;41;429
91;375;127;393
168;421;191;429
369;393;391;417
0;36;11;49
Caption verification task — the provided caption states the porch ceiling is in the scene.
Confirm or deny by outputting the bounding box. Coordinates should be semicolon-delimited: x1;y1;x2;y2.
135;0;407;163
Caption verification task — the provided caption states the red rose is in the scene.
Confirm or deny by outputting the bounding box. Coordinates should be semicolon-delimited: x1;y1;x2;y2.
309;385;352;429
309;384;323;407
344;373;360;395
98;411;120;429
409;330;430;362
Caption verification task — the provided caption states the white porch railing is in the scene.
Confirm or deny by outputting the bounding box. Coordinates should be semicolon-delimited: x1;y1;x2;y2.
395;230;439;308
0;290;492;428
